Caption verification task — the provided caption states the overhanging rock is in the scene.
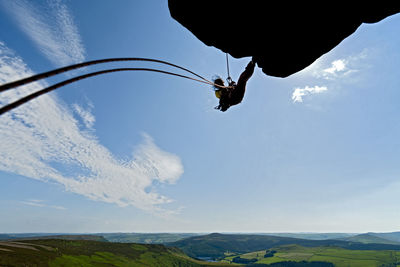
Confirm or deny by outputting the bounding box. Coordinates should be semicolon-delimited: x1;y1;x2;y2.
168;1;400;77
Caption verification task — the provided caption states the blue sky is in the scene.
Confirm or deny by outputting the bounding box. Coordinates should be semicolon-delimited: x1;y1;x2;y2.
0;1;399;233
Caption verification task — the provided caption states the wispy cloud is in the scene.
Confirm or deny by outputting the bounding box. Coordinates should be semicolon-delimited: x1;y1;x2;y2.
292;85;328;103
291;50;370;104
309;50;369;80
0;42;183;216
320;58;361;81
72;103;95;129
21;199;66;210
1;0;85;66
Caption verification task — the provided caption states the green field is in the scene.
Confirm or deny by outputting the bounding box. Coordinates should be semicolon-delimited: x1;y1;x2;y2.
222;244;400;266
0;239;231;267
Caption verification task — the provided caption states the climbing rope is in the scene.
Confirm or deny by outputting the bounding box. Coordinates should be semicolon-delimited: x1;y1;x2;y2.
0;57;236;115
0;67;220;116
0;57;230;93
225;53;233;84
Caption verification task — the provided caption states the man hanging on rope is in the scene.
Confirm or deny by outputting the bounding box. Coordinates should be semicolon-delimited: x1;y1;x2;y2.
214;59;255;112
0;55;255;115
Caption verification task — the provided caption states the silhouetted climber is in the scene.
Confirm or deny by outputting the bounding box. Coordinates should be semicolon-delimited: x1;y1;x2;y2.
214;60;255;112
0;56;255;115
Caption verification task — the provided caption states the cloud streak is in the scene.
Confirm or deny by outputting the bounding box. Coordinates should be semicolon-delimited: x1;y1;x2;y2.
0;42;183;216
292;85;328;103
21;199;66;210
1;0;85;65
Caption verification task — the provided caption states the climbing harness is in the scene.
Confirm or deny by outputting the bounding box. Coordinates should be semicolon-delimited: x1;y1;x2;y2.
212;53;236;102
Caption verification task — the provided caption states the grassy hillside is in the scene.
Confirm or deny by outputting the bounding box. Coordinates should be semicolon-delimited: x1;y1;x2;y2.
168;233;400;259
0;239;231;267
221;245;400;267
102;233;198;243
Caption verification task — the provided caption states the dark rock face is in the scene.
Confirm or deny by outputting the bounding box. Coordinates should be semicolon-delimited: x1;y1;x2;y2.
168;1;400;77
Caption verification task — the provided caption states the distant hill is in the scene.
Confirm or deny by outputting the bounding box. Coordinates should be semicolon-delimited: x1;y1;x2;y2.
16;234;108;242
168;233;400;259
341;233;400;245
102;232;199;243
0;233;65;240
369;232;400;243
0;233;107;242
0;232;199;244
262;233;356;240
0;239;230;266
0;234;13;240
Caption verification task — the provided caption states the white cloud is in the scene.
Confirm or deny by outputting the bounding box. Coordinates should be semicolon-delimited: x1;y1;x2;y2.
324;59;346;74
72;103;95;129
1;0;85;66
0;42;183;216
292;85;328;103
